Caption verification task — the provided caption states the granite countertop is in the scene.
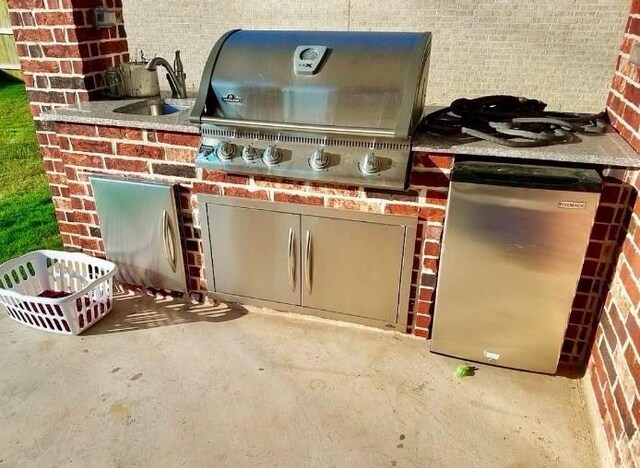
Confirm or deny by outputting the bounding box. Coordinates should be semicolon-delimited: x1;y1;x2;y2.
41;96;199;134
413;128;639;167
413;106;638;167
43;99;639;167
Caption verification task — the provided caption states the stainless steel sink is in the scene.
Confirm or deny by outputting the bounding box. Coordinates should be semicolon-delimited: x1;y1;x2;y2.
113;99;190;116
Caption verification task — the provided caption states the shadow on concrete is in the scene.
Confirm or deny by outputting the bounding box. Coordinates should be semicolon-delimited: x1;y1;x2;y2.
84;288;248;335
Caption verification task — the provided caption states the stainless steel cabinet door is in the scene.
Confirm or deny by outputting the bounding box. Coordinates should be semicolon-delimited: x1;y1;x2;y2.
207;205;301;305
301;216;406;323
91;177;187;292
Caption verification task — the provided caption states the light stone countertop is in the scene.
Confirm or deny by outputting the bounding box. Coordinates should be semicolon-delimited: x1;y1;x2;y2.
413;106;638;167
412;128;639;167
43;100;639;167
41;97;199;134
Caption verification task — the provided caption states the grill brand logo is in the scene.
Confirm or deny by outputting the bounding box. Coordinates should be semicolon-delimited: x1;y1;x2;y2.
558;201;587;210
221;93;243;104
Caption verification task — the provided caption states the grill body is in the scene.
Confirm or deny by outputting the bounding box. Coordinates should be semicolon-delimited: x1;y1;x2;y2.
192;30;432;190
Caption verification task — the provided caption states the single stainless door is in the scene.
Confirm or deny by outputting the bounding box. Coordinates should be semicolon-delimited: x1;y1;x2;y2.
302;216;406;324
432;164;600;374
90;177;187;292
207;205;301;305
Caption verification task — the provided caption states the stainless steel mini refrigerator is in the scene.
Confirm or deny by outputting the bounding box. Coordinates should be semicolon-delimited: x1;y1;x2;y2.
431;162;601;374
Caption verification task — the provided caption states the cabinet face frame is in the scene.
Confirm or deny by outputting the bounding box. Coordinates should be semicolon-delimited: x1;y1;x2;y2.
198;195;418;331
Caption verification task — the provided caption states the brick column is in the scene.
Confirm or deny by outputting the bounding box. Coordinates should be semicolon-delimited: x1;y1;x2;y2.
6;0;129;253
588;1;640;465
607;1;640;152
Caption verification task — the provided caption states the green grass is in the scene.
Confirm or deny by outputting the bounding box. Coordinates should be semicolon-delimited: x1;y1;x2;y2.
0;77;62;263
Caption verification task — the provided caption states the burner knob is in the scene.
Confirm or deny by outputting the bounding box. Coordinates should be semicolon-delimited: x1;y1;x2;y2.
242;145;258;162
360;152;381;175
263;145;282;166
197;146;215;161
309;149;330;170
217;141;236;160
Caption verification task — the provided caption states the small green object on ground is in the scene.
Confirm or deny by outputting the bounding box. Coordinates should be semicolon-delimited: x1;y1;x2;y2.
0;77;62;263
455;364;476;378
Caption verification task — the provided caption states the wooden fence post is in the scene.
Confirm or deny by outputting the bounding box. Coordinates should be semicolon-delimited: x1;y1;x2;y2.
0;0;21;80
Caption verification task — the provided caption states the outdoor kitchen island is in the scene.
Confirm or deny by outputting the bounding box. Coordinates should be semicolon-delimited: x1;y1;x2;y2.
3;0;638;461
40;98;639;373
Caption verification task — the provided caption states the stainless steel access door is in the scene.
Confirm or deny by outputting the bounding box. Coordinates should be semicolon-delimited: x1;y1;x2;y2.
207;205;301;305
90;177;187;292
431;180;599;374
301;216;406;324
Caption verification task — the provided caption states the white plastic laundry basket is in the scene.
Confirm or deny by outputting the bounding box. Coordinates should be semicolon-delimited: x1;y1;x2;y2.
0;250;117;335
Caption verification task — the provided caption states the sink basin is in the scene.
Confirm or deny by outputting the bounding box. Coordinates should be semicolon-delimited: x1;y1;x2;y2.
113;99;190;116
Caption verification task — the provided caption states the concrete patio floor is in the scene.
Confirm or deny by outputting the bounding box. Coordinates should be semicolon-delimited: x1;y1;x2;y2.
0;290;600;467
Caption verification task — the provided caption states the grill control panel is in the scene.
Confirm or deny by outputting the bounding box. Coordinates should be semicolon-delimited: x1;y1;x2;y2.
195;130;412;190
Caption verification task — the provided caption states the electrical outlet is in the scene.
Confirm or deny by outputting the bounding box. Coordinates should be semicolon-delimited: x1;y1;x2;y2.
93;7;116;28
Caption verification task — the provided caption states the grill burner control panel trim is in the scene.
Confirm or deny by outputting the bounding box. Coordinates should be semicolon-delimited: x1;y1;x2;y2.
195;130;412;190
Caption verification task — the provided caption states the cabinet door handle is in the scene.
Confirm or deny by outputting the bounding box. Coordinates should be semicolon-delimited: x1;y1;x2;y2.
287;228;295;291
163;210;177;273
305;230;312;294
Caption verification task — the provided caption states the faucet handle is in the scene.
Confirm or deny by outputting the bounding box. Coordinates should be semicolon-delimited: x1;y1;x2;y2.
174;50;184;75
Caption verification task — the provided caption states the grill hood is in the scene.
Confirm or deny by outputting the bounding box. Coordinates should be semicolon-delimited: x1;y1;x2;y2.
191;30;432;139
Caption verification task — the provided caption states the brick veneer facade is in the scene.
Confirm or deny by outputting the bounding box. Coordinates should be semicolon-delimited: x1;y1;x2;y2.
45;121;453;339
5;0;640;464
587;1;640;466
4;0;450;338
20;116;635;366
6;0;637;361
7;0;128;110
7;0;129;223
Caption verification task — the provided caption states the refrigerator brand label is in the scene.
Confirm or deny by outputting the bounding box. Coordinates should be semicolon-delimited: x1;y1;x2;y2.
558;201;587;210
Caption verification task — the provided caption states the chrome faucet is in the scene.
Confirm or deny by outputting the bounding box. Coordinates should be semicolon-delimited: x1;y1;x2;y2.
146;50;187;99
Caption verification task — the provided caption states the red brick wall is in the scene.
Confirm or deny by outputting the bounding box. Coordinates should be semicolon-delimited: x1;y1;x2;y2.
44;120;631;369
7;0;129;233
45;120;453;336
588;1;640;465
6;0;636;375
5;0;453;336
588;171;639;465
608;0;640;153
563;176;635;367
8;0;129;110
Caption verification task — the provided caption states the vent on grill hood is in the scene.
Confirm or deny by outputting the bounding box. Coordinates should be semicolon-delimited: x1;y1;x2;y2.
191;30;432;139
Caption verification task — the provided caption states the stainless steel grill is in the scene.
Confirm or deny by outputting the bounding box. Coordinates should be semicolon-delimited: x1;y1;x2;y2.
191;29;432;190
